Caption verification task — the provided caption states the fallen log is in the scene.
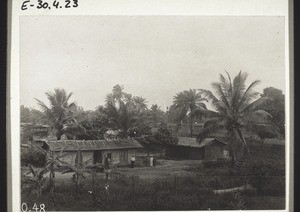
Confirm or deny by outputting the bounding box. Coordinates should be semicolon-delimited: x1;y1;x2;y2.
213;184;256;194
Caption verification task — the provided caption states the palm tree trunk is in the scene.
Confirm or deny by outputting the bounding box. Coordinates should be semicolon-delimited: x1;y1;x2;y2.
56;132;62;140
49;168;55;193
231;155;236;167
56;128;63;140
189;117;193;137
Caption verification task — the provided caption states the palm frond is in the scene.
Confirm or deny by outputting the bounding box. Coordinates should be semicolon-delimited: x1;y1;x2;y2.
237;80;261;112
225;70;233;95
241;97;272;116
230;71;249;110
211;83;231;111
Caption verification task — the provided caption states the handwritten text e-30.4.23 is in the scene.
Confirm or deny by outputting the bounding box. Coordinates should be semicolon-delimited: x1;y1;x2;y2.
21;0;78;10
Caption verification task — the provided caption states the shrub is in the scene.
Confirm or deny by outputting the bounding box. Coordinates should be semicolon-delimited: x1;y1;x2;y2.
203;159;230;169
240;159;285;177
21;146;46;167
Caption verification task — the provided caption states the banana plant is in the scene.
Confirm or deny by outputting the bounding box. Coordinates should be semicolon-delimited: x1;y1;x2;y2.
24;164;48;197
60;149;97;195
60;149;124;195
30;144;68;193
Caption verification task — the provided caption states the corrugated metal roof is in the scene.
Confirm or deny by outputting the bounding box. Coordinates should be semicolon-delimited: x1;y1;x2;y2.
46;138;143;151
177;137;227;148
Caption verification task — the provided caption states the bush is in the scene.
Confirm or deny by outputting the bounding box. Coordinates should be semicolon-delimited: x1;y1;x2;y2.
239;159;285;196
203;159;230;169
21;146;46;167
240;159;285;177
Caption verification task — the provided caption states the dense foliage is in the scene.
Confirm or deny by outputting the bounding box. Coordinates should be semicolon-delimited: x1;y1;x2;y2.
198;71;276;164
35;88;84;140
21;105;48;124
260;87;285;137
172;89;207;137
21;146;46;167
22;78;284;143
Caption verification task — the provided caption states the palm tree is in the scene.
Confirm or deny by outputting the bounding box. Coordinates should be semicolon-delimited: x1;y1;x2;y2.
112;84;125;101
132;96;148;112
149;104;167;125
150;104;159;124
173;89;207;137
198;71;273;165
35;88;83;140
105;93;115;106
102;101;138;138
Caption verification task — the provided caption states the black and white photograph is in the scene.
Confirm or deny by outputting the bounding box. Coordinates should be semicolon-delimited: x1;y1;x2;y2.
9;0;291;211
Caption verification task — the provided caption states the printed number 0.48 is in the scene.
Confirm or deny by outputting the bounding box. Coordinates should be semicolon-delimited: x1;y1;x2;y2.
21;203;46;212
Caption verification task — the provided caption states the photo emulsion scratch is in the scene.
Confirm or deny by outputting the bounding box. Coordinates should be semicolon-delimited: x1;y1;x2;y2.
18;15;287;211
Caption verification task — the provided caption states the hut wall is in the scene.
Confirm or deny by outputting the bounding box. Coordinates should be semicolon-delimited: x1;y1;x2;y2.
56;151;77;166
188;147;205;160
82;151;94;165
101;149;137;164
204;142;225;159
127;149;137;164
55;151;94;166
166;146;204;160
102;150;120;164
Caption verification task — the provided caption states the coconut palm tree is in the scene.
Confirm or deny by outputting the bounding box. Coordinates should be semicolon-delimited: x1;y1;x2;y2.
198;71;274;165
173;89;207;137
35;88;83;140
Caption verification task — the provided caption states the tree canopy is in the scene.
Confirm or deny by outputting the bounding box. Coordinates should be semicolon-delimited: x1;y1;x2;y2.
172;89;207;137
198;71;275;164
25;79;284;148
35;88;84;140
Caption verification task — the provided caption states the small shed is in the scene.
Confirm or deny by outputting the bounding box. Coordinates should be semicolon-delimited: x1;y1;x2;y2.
45;138;143;166
166;137;229;160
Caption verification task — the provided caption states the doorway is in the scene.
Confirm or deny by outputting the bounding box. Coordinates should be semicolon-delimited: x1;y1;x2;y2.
94;151;102;164
119;149;128;164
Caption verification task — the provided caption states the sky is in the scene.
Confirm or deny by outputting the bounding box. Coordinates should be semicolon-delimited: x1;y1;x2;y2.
20;16;285;111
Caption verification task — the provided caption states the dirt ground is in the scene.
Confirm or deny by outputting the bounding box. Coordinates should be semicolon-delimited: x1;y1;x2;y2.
33;159;202;180
115;159;201;179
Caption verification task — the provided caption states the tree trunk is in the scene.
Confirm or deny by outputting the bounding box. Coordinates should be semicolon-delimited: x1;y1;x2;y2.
231;155;236;167
49;170;55;193
229;147;236;167
189;117;193;138
56;131;62;140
